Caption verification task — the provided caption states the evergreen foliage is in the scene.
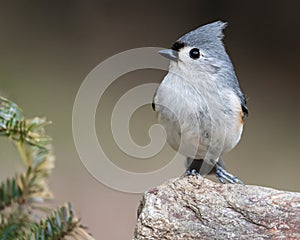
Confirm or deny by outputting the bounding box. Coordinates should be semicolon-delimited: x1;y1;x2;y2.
0;97;94;240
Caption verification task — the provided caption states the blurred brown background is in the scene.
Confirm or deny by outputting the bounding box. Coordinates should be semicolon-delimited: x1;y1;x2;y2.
0;1;300;239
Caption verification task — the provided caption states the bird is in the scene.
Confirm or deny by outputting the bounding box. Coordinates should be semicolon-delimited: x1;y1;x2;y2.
153;20;248;184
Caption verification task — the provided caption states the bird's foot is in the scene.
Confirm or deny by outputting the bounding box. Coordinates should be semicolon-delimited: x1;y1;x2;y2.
185;168;199;176
215;164;243;184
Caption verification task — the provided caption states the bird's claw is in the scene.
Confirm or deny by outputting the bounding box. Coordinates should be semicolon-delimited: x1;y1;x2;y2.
215;165;243;184
185;169;199;176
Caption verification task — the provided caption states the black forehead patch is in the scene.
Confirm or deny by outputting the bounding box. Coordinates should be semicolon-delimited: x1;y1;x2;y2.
171;41;185;51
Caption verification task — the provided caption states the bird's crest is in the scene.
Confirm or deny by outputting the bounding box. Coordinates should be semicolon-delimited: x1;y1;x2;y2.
178;21;227;48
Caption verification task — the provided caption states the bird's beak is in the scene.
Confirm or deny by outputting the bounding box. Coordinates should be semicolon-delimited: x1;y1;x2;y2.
158;49;178;62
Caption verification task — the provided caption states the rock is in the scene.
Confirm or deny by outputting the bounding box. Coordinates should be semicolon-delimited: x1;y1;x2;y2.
134;176;300;240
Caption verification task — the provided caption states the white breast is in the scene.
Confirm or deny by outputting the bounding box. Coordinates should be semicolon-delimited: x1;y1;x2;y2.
154;71;243;162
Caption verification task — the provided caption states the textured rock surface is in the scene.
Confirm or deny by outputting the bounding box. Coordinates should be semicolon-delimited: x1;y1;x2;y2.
134;176;300;240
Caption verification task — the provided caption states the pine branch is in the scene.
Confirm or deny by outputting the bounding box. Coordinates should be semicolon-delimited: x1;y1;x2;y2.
0;175;23;211
0;200;94;240
0;207;32;240
0;97;23;137
0;168;53;212
0;97;52;150
0;96;94;239
0;97;54;210
25;203;94;240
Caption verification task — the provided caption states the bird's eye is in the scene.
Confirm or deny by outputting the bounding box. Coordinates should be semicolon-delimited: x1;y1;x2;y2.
189;48;200;59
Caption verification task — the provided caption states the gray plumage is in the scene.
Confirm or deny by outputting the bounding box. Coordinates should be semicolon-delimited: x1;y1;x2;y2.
178;21;246;106
154;21;247;183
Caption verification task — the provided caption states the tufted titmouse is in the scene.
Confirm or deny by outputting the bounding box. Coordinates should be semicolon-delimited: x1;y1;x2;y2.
153;21;248;184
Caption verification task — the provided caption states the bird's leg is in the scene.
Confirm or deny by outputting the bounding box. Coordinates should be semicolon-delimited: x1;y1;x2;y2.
185;158;215;176
215;163;243;184
185;158;243;184
185;169;199;176
185;158;202;176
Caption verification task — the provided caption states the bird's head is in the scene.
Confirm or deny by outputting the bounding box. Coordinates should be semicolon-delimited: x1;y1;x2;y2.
159;21;233;78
